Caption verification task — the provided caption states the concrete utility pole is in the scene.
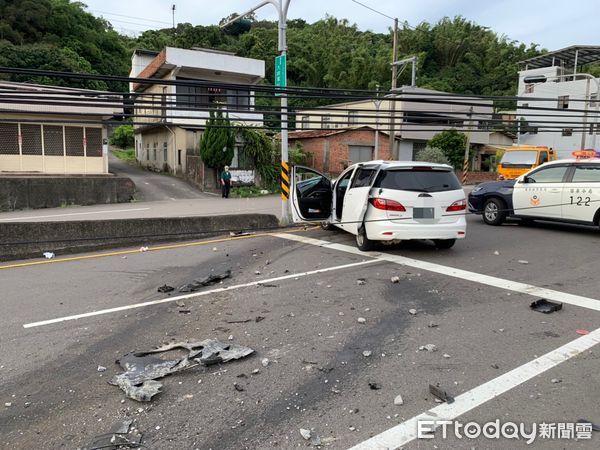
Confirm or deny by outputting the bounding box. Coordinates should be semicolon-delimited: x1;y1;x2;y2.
462;106;474;185
220;0;292;224
389;18;398;160
373;85;381;159
172;4;176;29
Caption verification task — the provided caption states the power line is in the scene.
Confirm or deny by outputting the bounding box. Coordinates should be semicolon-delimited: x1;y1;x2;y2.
350;0;395;22
89;9;172;26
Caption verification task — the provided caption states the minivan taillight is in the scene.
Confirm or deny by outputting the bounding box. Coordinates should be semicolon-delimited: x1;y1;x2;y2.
369;198;406;212
446;199;467;212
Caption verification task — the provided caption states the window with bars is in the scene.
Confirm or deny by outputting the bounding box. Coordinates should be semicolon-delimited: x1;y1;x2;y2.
163;142;168;161
0;123;20;155
65;126;84;156
44;125;64;156
85;128;102;157
21;124;43;155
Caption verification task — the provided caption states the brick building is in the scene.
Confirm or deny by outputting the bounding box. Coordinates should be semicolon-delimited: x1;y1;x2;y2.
288;126;394;176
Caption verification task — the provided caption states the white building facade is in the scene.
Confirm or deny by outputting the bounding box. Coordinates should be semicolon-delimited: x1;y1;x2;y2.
516;46;600;158
129;47;265;174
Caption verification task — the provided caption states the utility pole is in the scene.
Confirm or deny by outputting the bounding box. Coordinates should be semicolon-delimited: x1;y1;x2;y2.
172;4;176;29
220;0;292;224
389;18;398;160
374;84;381;159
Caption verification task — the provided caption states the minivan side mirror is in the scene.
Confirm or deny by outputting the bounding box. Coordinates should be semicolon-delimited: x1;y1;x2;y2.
520;176;530;184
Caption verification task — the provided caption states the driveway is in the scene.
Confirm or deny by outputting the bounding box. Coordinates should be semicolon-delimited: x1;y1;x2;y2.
109;153;210;202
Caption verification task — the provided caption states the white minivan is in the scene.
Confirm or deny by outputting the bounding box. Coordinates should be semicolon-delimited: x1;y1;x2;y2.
290;160;467;251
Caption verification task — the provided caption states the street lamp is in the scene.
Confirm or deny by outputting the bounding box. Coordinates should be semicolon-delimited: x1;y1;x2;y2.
220;0;292;224
523;73;600;150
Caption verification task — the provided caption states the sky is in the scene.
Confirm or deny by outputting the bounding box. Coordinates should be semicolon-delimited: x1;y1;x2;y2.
82;0;600;51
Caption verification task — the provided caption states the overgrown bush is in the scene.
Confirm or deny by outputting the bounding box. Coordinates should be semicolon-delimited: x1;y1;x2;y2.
415;146;450;165
236;127;279;188
110;124;134;149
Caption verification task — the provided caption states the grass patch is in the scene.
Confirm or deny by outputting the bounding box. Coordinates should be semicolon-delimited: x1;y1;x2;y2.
230;186;276;198
111;148;136;163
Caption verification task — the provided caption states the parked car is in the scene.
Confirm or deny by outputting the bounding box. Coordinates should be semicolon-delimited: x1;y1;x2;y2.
290;161;467;251
469;152;600;227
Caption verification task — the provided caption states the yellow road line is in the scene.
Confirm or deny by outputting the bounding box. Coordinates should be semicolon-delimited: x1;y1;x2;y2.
0;227;317;271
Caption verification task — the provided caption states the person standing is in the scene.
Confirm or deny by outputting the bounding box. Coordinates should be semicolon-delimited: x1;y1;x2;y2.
221;165;232;198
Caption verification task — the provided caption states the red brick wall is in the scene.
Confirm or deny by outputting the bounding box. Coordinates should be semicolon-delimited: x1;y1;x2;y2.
290;129;391;176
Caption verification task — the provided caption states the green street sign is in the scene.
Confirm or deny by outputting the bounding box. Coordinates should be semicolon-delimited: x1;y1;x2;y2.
275;54;287;96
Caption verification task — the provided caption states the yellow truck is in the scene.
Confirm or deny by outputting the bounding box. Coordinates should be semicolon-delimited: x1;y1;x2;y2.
496;146;556;179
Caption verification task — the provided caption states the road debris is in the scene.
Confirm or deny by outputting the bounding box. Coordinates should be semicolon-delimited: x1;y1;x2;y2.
97;365;107;372
518;260;529;264
530;299;563;314
408;308;417;315
391;276;400;283
394;394;404;406
178;270;231;293
428;322;439;328
139;246;149;252
362;350;372;357
357;317;366;324
42;252;55;259
299;428;321;445
429;384;455;404
419;344;438;352
4;402;12;407
261;358;270;367
551;378;562;384
491;364;499;369
110;339;254;401
443;353;451;359
576;329;590;336
230;231;252;236
157;284;174;293
356;279;366;285
83;418;142;450
493;250;500;256
233;382;244;392
212;247;218;252
368;381;382;390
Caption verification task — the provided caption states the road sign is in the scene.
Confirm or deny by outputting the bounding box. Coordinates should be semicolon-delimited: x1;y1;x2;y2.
275;54;287;96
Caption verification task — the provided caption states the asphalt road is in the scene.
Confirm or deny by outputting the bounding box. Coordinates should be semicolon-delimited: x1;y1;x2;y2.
109;153;210;202
1;215;599;449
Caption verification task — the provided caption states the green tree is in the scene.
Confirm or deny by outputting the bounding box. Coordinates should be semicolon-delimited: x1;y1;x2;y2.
236;127;279;187
199;110;235;169
427;129;468;168
110;124;134;148
415;146;450;165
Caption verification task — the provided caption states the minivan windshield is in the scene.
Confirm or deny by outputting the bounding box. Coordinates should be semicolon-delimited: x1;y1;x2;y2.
374;168;461;192
501;151;537;166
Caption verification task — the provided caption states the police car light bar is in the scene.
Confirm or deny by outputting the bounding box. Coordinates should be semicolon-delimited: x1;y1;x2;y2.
572;150;600;160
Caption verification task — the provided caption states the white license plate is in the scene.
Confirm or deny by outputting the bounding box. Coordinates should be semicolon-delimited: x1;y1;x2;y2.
413;207;434;219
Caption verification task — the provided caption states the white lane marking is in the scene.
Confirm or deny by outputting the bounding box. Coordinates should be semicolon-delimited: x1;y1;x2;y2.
348;327;600;450
0;207;150;222
275;233;600;311
23;259;378;328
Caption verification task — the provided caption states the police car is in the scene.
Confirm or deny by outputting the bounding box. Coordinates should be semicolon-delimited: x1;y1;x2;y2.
290;161;467;251
468;151;600;227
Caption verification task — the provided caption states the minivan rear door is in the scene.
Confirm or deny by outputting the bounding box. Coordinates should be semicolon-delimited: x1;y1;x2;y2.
372;167;464;224
341;165;381;234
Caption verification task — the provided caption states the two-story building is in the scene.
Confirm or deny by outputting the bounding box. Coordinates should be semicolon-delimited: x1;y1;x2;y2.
129;47;265;176
292;86;499;174
516;46;600;158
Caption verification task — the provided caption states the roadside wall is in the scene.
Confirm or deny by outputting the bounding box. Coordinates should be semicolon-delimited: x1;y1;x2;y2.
0;176;135;212
0;214;280;261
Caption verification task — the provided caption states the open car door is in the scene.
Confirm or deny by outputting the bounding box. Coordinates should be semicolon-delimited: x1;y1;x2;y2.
290;165;333;222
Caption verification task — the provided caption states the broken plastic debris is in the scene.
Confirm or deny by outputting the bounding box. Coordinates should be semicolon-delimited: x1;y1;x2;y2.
362;350;372;357
518;260;529;264
110;339;254;401
356;279;366;285
299;428;321;445
139;246;149;252
493;250;500;255
408;309;417;315
178;270;231;293
394;394;404;405
97;365;107;372
357;317;366;324
230;231;252;237
368;381;382;390
530;299;563;314
157;284;174;293
391;276;400;283
429;384;454;404
43;252;55;259
419;344;438;352
576;329;590;336
83;418;142;450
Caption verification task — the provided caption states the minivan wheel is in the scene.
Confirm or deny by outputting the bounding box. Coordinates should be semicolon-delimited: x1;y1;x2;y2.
482;198;507;226
320;220;335;231
433;239;456;249
356;226;375;251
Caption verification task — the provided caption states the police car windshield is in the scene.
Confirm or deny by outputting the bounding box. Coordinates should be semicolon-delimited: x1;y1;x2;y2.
501;151;537;165
374;168;461;192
